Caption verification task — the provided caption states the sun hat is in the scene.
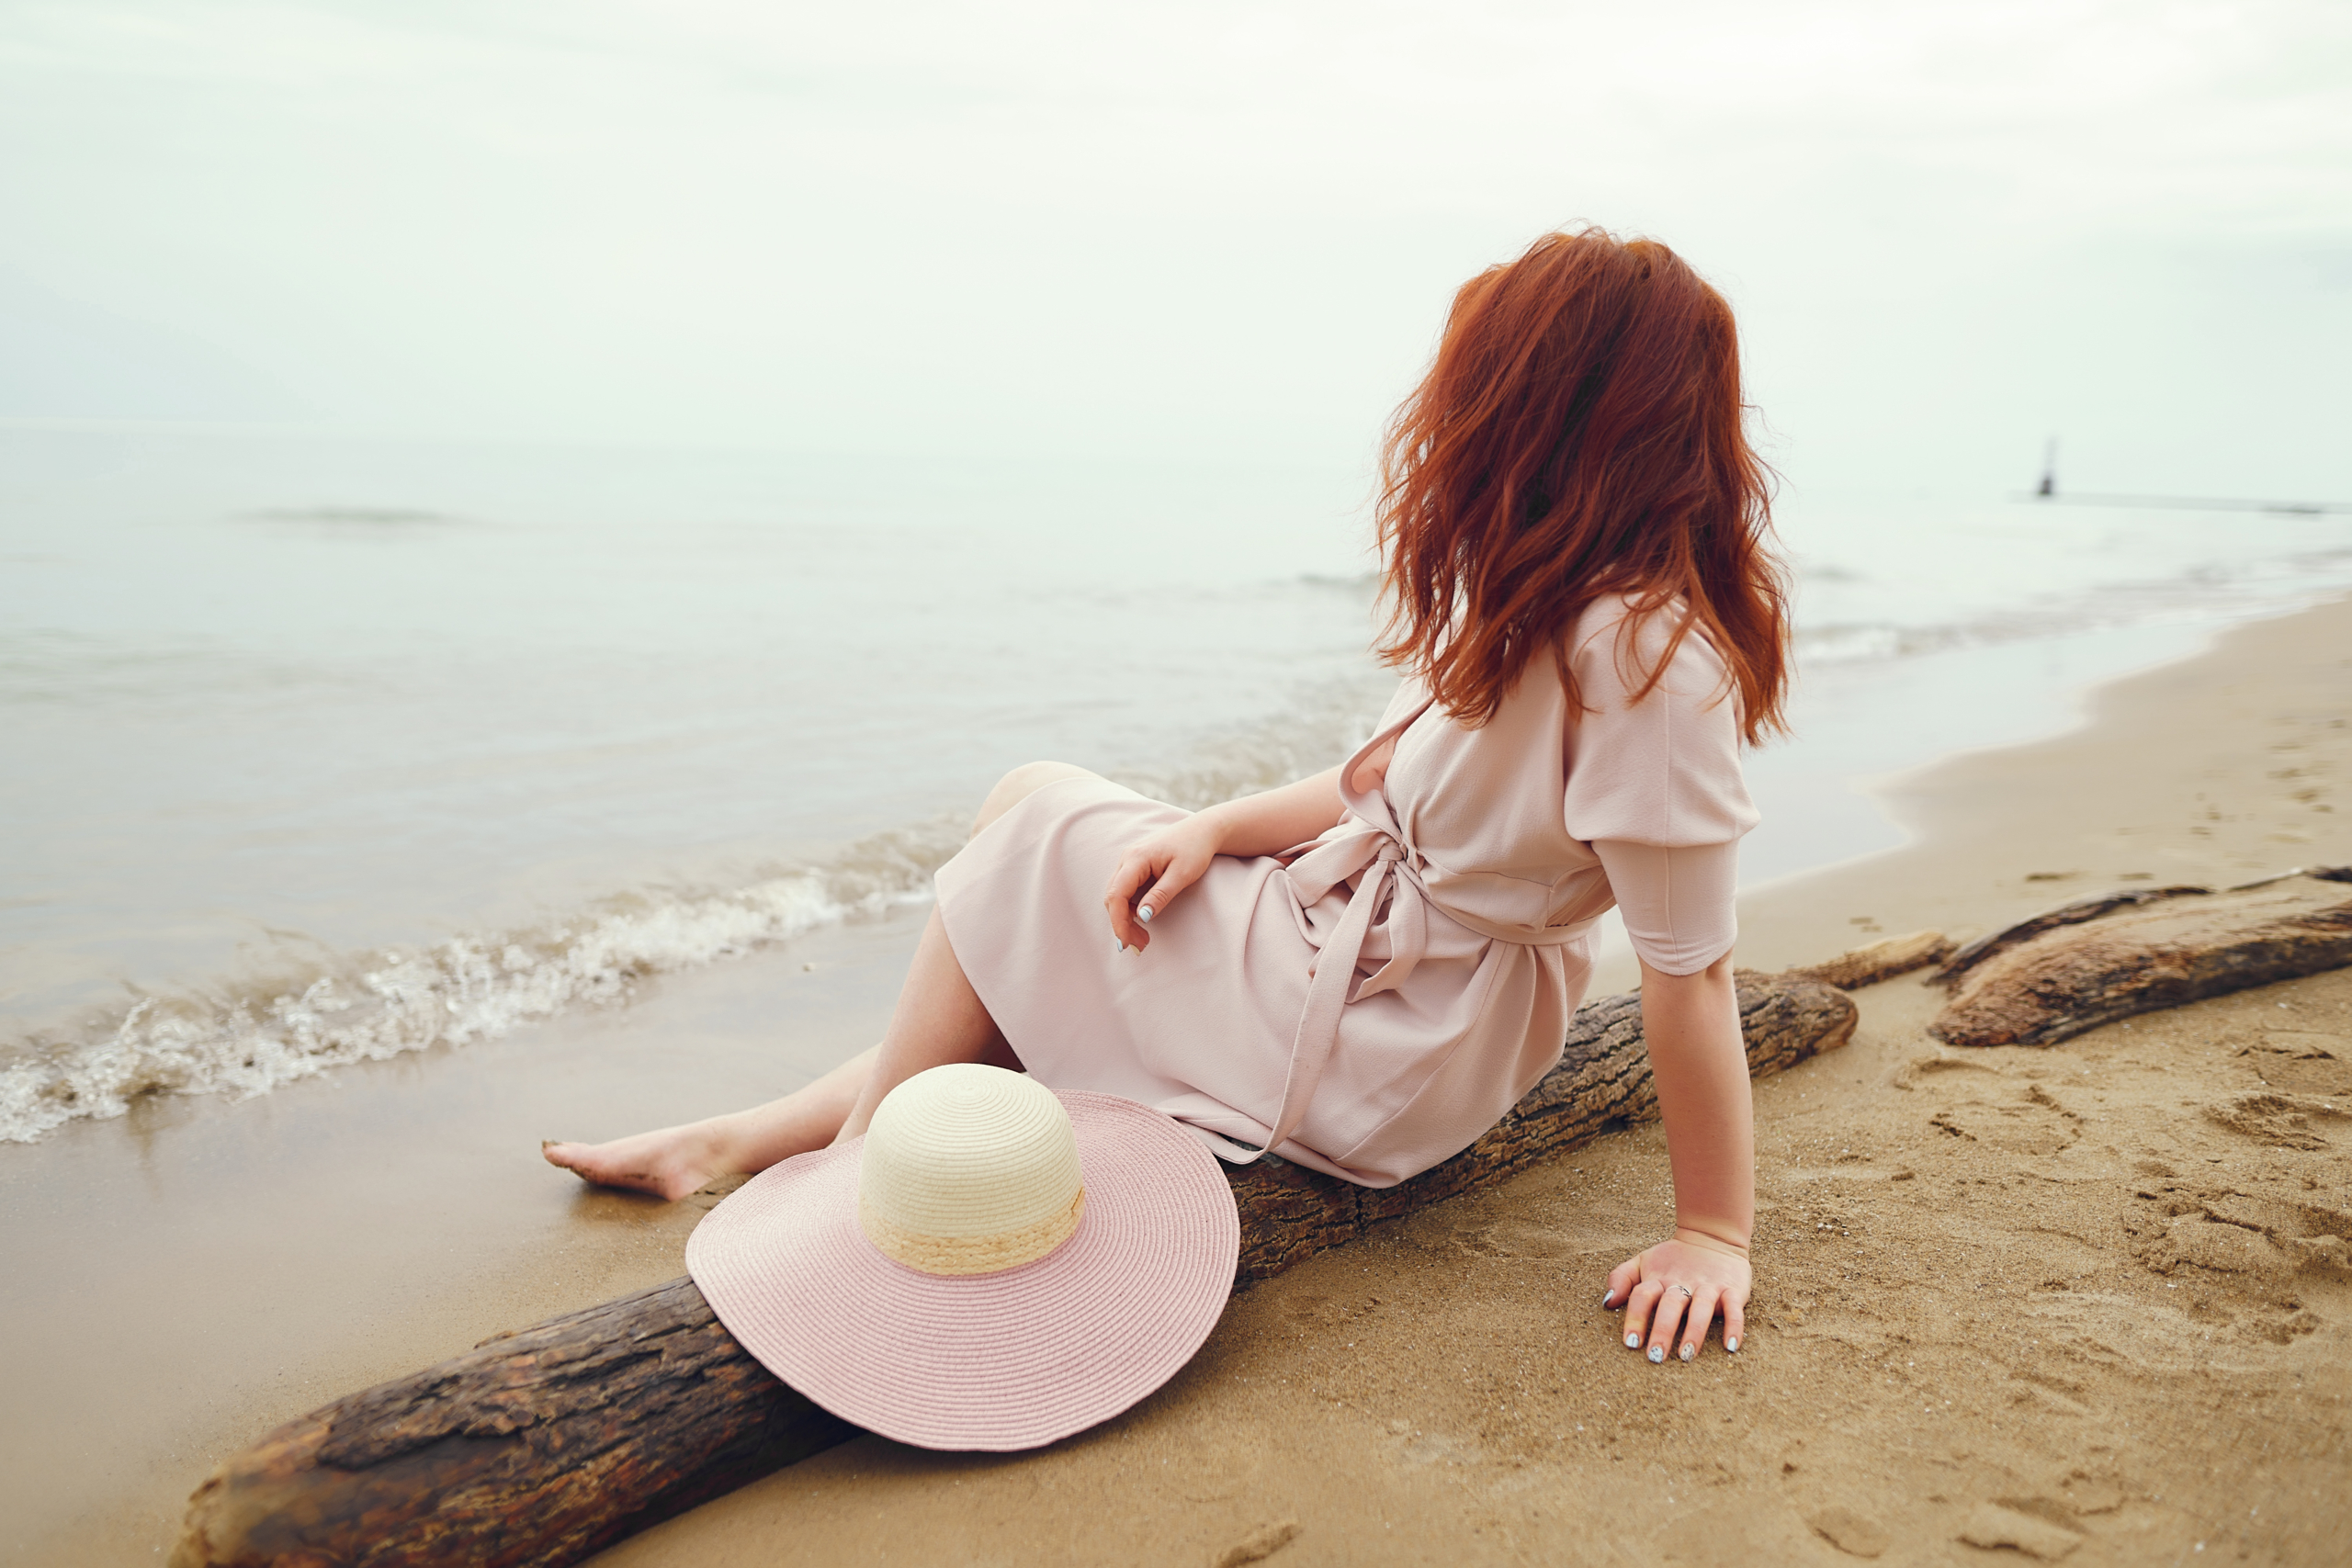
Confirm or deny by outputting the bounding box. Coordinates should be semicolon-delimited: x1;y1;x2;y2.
685;1062;1241;1451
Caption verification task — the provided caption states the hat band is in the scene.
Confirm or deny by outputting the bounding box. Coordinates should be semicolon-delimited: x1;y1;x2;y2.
857;1188;1086;1277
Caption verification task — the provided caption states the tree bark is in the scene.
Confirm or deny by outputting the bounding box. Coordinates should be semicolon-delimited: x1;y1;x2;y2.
1781;929;1954;992
1934;886;2212;985
175;972;1855;1568
1929;873;2352;1048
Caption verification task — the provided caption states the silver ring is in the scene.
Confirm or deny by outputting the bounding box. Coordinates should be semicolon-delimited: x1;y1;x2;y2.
1674;1285;1693;1297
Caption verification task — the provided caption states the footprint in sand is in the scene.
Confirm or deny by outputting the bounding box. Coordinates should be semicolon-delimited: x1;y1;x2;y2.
1212;1519;1300;1568
1805;1505;1890;1558
1959;1498;2089;1561
1926;1087;2082;1156
2126;1169;2352;1298
2236;1031;2352;1097
2203;1090;2347;1152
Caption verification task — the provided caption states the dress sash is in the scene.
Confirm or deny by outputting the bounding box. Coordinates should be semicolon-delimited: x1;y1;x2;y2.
1217;694;1596;1168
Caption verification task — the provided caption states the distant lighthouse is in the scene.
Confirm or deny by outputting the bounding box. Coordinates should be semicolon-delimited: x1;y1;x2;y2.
2009;438;2347;513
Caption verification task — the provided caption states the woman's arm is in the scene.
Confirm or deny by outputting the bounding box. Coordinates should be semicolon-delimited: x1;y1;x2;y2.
1645;953;1755;1251
1604;952;1755;1361
1202;764;1355;856
1103;761;1364;950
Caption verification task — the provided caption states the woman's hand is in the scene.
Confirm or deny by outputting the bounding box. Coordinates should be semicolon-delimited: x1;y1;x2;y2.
1103;810;1227;951
1614;953;1753;1363
1100;765;1353;952
1603;1229;1751;1362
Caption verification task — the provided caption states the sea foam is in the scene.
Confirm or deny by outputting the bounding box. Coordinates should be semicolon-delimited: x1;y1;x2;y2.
0;817;967;1144
0;673;1398;1145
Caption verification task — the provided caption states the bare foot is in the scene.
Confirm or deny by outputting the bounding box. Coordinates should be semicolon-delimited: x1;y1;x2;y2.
541;1120;739;1201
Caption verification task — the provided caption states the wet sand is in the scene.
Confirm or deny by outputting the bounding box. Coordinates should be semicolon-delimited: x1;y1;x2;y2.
6;597;2348;1565
0;916;923;1564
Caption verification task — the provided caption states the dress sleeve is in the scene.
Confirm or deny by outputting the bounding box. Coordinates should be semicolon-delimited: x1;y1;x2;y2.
1560;604;1759;849
1592;839;1740;975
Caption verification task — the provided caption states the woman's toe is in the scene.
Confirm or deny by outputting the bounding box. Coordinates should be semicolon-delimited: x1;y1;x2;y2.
542;1141;602;1179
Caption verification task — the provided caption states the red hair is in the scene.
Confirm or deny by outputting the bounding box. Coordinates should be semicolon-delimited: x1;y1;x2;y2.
1375;228;1789;742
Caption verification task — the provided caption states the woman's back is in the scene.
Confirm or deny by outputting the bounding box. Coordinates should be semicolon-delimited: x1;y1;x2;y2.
1381;592;1758;939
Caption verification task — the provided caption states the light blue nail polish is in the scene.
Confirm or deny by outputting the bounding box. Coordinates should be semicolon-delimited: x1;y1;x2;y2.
1726;1337;1741;1353
1679;1343;1695;1363
1138;906;1154;924
1625;1332;1641;1348
1647;1345;1665;1364
1601;1292;1616;1309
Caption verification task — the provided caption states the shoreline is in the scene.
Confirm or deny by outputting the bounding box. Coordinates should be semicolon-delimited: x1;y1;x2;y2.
6;594;2348;1564
5;592;2301;1147
1729;592;2349;972
1;913;930;1565
4;581;2324;1147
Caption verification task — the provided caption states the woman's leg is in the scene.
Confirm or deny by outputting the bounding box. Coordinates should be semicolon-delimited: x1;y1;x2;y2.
544;761;1099;1198
541;1044;879;1201
830;906;1016;1142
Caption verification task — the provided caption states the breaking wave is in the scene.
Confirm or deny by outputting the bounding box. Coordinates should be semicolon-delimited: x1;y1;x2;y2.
12;528;2347;1147
1791;543;2352;668
0;818;965;1145
0;674;1398;1145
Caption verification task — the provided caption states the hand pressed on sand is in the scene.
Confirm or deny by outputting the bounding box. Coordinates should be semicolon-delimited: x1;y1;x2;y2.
1611;954;1755;1363
1603;1230;1751;1362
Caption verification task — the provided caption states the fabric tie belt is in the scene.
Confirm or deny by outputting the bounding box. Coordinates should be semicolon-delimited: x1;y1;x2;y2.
1225;813;1597;1168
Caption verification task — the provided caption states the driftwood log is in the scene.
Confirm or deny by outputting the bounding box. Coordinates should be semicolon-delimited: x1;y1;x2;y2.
174;972;1856;1568
1931;870;2352;1048
1783;929;1954;991
1936;886;2214;985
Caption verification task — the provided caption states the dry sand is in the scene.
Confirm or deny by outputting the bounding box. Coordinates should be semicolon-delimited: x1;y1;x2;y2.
609;966;2352;1568
6;597;2347;1565
602;597;2352;1568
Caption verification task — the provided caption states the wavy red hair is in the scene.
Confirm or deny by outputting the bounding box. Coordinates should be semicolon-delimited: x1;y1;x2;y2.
1376;228;1789;742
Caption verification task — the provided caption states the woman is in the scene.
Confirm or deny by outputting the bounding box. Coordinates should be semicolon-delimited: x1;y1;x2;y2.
548;227;1788;1367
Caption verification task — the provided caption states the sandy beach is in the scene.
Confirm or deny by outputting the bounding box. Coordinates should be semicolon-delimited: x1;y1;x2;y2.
7;595;2349;1566
8;6;2347;1564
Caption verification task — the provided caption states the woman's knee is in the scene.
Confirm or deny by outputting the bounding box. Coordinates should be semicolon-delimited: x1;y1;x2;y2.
973;761;1096;836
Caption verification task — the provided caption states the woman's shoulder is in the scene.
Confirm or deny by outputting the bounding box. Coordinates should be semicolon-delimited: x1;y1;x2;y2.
1558;592;1758;844
1563;592;1730;708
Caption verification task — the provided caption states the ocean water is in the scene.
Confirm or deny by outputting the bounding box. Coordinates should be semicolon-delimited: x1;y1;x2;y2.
4;425;2348;1142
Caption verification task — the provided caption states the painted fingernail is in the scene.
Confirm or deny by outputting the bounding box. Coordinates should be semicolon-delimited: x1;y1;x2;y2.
1138;905;1154;924
1726;1336;1741;1353
1625;1332;1642;1349
1647;1345;1665;1364
1600;1292;1618;1309
1679;1343;1695;1363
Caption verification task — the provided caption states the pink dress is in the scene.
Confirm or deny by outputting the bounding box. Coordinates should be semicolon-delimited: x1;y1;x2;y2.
934;596;1759;1189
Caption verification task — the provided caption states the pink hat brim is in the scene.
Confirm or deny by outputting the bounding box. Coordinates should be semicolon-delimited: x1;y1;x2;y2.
685;1090;1240;1451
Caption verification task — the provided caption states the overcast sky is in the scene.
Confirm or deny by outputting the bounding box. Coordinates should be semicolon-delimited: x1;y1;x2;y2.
1;0;2346;497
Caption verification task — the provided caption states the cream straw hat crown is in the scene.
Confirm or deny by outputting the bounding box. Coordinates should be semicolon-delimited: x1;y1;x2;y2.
688;1064;1240;1451
857;1065;1085;1275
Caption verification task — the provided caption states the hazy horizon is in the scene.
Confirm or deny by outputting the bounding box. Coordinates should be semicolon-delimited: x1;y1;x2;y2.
2;1;2347;501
